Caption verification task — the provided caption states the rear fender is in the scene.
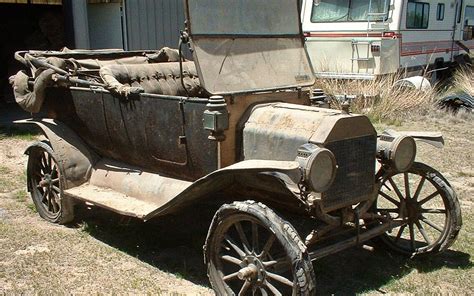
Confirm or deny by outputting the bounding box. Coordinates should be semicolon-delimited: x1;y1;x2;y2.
16;119;99;189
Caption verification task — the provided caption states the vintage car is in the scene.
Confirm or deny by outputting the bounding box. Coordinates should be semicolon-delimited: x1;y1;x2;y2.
10;0;461;295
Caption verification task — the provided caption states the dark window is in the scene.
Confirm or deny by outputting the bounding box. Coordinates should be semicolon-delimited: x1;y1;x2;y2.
465;5;474;25
311;0;390;23
407;1;430;29
457;0;464;23
437;3;445;20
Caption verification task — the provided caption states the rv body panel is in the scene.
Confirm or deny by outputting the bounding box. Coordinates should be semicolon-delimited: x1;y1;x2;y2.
302;0;474;79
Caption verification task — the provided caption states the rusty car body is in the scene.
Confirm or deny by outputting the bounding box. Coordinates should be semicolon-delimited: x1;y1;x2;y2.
11;1;462;295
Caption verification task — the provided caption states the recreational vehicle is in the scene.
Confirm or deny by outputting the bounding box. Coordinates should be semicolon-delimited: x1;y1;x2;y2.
302;0;474;80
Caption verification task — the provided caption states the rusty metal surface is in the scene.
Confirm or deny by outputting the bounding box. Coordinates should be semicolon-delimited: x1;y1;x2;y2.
220;90;310;168
69;87;218;181
241;102;378;211
89;158;191;205
15;119;99;189
61;158;303;220
243;103;334;160
65;184;159;220
186;0;314;95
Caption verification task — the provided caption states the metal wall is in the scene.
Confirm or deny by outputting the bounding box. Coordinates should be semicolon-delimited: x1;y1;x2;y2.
124;0;186;51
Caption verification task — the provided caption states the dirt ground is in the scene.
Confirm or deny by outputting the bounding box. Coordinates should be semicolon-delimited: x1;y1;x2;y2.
0;111;473;294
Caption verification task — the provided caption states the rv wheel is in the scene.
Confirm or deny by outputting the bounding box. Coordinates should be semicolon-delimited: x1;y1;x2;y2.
374;163;462;257
26;141;74;224
205;201;315;295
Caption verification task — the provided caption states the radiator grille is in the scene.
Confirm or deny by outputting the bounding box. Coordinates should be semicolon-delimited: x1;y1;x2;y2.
322;135;376;210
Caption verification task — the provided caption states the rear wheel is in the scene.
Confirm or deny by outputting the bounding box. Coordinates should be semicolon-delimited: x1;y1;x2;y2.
27;141;74;224
374;163;462;257
205;201;315;295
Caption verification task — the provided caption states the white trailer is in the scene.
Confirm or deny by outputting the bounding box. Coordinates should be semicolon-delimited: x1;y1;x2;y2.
302;0;474;80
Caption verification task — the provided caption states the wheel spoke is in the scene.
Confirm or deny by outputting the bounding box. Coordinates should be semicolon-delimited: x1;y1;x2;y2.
379;191;400;207
266;271;293;287
234;222;251;254
421;208;446;214
252;222;259;253
46;189;53;211
224;235;247;258
388;177;405;201
221;255;242;266
41;190;48;203
263;260;278;268
259;234;275;258
50;191;59;213
222;271;239;282
404;172;411;199
264;281;282;296
238;280;251;296
51;191;61;213
51;178;60;184
409;223;415;250
416;221;431;245
418;191;440;205
413;176;426;201
52;185;61;193
47;154;52;170
421;218;443;233
394;225;406;243
259;287;269;296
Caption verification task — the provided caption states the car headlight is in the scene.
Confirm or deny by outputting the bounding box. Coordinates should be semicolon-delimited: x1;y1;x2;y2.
377;135;416;172
296;143;337;193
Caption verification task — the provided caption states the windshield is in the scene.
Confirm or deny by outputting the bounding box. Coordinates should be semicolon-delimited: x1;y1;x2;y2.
186;0;314;95
188;0;300;36
311;0;389;22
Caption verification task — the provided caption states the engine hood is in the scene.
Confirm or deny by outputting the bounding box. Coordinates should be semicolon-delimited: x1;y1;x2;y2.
185;0;315;95
242;103;376;161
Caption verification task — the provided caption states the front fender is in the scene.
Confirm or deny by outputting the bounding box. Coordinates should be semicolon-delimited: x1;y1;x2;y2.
381;129;444;148
143;160;305;220
16;118;98;189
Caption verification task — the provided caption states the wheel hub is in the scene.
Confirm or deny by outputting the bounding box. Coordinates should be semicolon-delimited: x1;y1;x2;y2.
39;174;52;188
405;199;422;223
238;255;266;283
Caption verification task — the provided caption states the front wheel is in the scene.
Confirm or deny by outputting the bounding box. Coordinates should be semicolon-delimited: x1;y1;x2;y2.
374;162;462;257
205;201;316;295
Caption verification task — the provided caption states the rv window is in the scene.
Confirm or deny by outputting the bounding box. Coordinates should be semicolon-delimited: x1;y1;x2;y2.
311;0;389;22
406;1;430;29
436;3;445;21
466;6;474;26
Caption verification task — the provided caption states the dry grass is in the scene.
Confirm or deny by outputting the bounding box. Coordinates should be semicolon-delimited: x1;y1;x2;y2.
453;67;474;96
315;68;473;123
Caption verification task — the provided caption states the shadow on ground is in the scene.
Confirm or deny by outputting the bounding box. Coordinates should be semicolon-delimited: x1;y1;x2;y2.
70;204;471;294
0;102;41;137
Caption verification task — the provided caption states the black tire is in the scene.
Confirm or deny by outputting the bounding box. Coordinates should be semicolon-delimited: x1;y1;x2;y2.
204;201;316;295
374;162;462;257
27;141;74;224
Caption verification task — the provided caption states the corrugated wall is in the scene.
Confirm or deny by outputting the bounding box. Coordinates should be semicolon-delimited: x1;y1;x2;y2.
124;0;185;51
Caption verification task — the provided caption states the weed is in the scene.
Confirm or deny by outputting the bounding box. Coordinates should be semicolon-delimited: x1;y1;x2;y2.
14;189;28;202
316;67;473;124
26;203;37;213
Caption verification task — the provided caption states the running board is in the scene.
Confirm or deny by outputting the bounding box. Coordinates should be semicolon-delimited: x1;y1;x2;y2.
64;158;192;220
65;185;158;219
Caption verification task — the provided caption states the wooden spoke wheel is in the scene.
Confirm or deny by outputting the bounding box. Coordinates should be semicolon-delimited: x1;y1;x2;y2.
205;201;315;296
27;142;74;224
375;162;462;256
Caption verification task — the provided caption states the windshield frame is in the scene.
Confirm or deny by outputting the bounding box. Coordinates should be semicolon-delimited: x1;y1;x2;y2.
310;0;390;23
